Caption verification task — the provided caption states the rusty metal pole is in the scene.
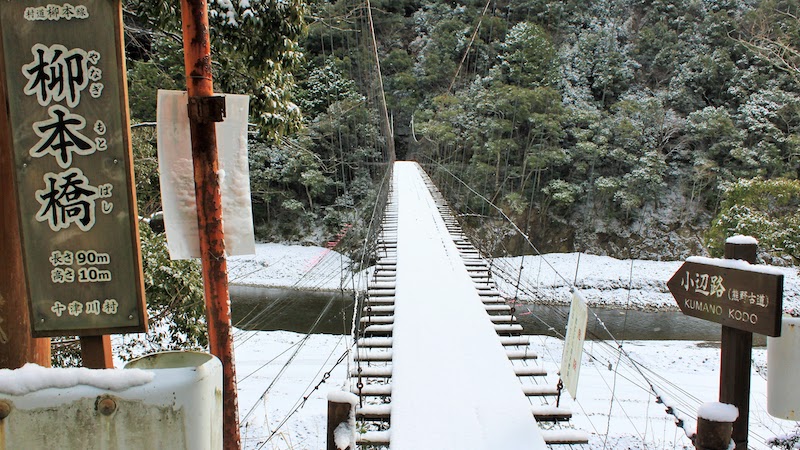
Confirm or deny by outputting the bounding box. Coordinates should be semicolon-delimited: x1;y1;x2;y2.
721;241;757;450
179;1;240;449
0;68;50;369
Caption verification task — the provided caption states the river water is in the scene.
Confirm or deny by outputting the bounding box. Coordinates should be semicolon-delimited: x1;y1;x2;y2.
230;285;766;345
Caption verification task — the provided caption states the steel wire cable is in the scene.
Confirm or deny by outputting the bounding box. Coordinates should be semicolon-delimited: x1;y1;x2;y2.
239;292;338;425
255;347;352;449
424;166;690;446
250;155;392;449
424;163;656;437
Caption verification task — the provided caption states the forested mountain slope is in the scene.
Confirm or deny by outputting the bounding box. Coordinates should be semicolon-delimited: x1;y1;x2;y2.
360;0;800;261
125;0;800;264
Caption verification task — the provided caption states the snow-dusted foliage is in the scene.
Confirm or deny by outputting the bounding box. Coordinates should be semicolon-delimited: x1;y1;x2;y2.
295;58;364;117
129;0;800;256
768;427;800;450
251;0;800;259
708;178;800;265
498;22;558;88
51;224;206;366
125;0;306;140
206;0;306;139
560;17;639;107
114;224;207;361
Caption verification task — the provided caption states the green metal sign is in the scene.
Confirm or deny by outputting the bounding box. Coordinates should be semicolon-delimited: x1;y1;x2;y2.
0;0;146;336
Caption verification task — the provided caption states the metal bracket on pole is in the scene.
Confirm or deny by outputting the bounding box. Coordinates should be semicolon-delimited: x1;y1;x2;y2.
188;95;226;123
556;378;563;407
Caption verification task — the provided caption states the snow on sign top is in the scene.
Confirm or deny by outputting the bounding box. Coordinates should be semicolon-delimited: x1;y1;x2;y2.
726;235;759;245
670;257;784;336
686;256;784;276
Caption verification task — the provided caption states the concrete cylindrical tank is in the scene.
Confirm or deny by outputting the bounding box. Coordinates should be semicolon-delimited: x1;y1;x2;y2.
0;350;221;450
767;316;800;420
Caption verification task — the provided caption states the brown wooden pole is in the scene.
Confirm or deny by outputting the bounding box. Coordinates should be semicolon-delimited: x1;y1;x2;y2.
0;175;51;369
0;54;50;369
80;335;114;369
179;1;240;449
327;399;353;450
695;415;734;450
721;241;757;450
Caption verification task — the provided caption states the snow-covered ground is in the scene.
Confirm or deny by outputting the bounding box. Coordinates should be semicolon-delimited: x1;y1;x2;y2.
228;243;357;292
228;157;800;450
234;330;794;450
233;328;796;450
493;253;800;312
230;243;800;449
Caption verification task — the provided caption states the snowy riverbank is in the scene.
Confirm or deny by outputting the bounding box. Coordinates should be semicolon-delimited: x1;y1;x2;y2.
228;243;357;291
228;243;800;312
494;252;800;312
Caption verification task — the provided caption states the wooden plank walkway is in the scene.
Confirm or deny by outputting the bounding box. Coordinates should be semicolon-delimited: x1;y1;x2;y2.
352;162;588;449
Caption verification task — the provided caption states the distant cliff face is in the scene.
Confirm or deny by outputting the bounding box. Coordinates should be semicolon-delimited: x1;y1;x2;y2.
457;188;709;261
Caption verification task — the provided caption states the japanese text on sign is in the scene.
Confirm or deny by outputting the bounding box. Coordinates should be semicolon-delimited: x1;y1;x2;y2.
679;270;773;309
1;0;146;336
667;259;783;336
21;42;112;235
23;4;89;22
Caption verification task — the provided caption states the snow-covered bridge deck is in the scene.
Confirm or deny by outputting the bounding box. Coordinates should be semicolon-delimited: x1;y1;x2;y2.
357;161;550;449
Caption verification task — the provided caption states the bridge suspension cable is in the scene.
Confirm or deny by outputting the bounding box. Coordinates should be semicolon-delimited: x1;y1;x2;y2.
447;0;493;95
364;0;395;162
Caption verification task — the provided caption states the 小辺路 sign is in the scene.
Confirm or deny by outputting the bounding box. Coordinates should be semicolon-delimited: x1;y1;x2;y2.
667;258;783;337
0;0;146;336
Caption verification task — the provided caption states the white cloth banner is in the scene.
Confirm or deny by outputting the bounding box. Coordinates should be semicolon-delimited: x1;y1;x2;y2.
156;90;255;260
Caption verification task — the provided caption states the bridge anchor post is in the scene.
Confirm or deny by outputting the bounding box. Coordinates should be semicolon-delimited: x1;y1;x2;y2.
694;402;737;450
327;392;359;450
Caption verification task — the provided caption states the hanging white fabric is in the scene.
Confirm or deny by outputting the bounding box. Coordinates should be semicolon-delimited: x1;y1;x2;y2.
156;89;255;260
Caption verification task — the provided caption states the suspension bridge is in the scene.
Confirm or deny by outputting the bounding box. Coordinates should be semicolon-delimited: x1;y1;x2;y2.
350;161;589;448
232;158;792;450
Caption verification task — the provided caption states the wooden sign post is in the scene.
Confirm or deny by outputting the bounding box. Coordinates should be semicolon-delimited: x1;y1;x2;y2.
0;1;146;368
721;242;757;450
667;240;783;450
0;115;51;369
